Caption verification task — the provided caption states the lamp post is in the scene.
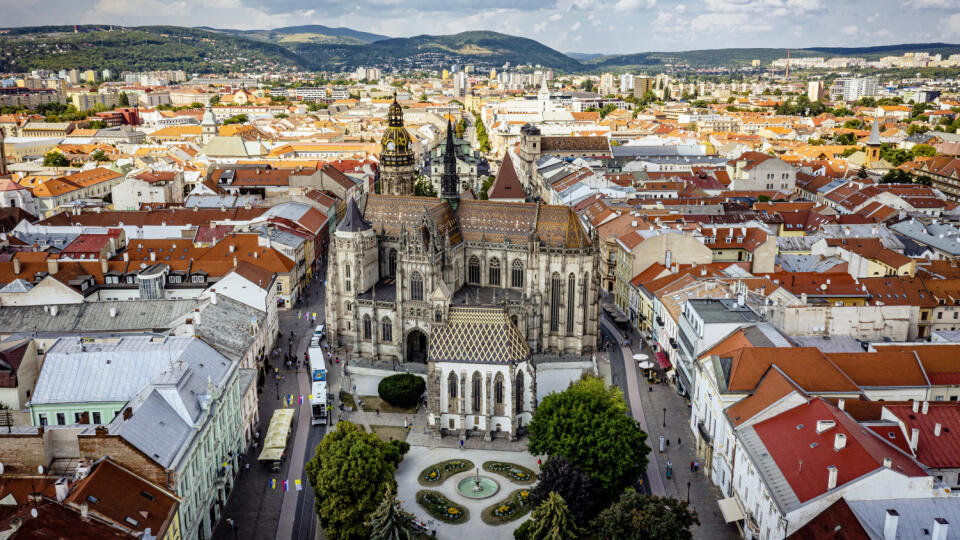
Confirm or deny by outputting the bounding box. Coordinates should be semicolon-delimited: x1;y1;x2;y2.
662;407;667;428
687;481;691;504
275;368;280;401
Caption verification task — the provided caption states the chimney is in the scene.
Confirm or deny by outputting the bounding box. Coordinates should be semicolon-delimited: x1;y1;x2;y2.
54;478;69;502
150;251;156;262
883;509;899;540
935;423;942;437
922;401;930;414
800;293;807;304
80;503;89;520
12;257;20;275
932;518;949;540
883;457;893;468
834;433;847;451
109;307;117;318
210;288;217;305
838;399;845;411
123;252;129;262
50;305;58;317
233;256;238;267
193;308;201;326
827;465;837;490
100;257;108;274
665;249;672;269
122;407;133;420
816;420;836;434
47;256;59;274
229;244;236;253
910;427;920;451
913;400;920;413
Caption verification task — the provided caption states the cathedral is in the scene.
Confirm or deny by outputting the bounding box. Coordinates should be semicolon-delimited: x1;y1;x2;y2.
325;97;600;439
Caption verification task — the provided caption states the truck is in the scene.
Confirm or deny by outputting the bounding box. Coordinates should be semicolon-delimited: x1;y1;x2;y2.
308;346;329;425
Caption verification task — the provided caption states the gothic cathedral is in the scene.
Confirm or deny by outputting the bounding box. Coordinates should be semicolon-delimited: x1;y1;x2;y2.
325;97;601;439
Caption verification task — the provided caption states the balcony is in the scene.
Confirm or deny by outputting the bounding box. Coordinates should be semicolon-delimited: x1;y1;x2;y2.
669;338;678;349
697;421;713;444
656;317;664;327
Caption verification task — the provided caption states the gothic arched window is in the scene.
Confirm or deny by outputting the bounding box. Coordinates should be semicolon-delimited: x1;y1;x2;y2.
411;271;424;301
381;317;393;342
472;371;482;413
550;272;562;332
468;256;480;285
363;314;371;340
494;374;504;404
512;260;524;288
488;258;501;286
581;272;590;329
344;263;352;292
515;371;525;413
388;249;397;277
567;273;576;333
448;372;458;398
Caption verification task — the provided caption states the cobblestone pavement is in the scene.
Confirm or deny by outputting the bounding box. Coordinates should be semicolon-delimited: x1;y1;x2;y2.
601;315;739;540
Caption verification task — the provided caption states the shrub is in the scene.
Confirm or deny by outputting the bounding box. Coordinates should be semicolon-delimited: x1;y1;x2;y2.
378;373;425;408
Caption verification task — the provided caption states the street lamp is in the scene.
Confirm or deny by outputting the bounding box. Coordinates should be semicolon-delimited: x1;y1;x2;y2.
662;408;667;428
686;481;691;504
275;368;280;400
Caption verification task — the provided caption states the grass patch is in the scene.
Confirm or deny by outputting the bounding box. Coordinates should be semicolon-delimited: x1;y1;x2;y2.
416;490;469;524
358;395;419;414
417;459;474;487
483;461;537;485
369;425;408;443
339;391;355;409
481;489;533;525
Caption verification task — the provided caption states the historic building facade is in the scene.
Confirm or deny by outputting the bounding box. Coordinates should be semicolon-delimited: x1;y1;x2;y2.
324;98;601;438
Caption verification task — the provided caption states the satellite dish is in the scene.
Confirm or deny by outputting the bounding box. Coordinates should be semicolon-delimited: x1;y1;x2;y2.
30;508;38;518
37;465;44;475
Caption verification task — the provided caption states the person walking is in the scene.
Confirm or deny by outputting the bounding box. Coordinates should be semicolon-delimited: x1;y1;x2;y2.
690;461;695;472
678;437;682;446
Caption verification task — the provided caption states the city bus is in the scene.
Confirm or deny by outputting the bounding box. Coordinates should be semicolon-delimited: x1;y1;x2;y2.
309;346;329;425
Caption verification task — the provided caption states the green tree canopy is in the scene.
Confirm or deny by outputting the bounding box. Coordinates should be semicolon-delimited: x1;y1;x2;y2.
527;376;650;490
43;150;70;167
907;123;927;136
222;114;248;125
591;489;699;540
515;492;581;540
368;486;418;540
305;421;406;540
415;177;437;198
479;175;494;200
118;92;129;107
910;144;937;159
529;457;600;527
90;149;110;162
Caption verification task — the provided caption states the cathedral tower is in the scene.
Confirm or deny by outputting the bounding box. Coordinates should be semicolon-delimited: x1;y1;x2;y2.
379;96;416;196
440;120;460;210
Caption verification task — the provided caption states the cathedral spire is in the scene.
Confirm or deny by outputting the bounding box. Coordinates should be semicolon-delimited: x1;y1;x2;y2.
441;119;460;210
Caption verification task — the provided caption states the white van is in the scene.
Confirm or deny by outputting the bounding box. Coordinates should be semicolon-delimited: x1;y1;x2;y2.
311;324;326;346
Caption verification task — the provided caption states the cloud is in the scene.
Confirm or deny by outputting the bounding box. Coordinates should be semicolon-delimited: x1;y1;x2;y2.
841;25;858;35
533;21;547;32
911;0;960;7
614;0;656;11
945;12;960;36
691;12;772;32
571;21;582;30
675;3;687;11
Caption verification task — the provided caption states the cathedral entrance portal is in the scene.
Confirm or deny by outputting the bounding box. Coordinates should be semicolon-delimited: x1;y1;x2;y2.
406;329;428;363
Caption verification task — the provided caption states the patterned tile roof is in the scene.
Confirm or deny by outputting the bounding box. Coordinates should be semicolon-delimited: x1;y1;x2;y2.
428;307;529;364
362;195;462;246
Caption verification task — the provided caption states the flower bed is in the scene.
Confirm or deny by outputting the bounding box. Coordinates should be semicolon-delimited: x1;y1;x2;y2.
417;459;475;486
417;490;470;524
481;489;533;524
482;461;537;484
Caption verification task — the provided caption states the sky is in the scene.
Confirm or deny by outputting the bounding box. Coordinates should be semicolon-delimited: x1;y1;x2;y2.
2;0;960;55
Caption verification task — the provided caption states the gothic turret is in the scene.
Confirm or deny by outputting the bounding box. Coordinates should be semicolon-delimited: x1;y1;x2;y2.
440;120;460;210
380;94;416;195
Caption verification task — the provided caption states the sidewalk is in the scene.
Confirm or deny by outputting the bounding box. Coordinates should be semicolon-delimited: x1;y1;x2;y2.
601;316;738;540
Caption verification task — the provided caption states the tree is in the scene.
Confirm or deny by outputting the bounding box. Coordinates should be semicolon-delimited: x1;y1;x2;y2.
455;116;467;138
857;166;868;179
377;373;425;408
599;103;617;119
222;114;248;125
527;376;650;491
580;79;595;93
43;150;70;167
479;175;494;200
87;120;107;129
368;486;418;540
529;457;600;527
835;133;857;146
90;149;110;162
305;422;405;540
910;144;937;159
516;492;581;540
881;168;914;184
907;123;927;136
591;489;699;540
208;95;220;106
414;178;437;197
118;92;129;107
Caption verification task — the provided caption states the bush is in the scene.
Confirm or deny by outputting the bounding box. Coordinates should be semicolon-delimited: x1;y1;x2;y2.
378;373;425;408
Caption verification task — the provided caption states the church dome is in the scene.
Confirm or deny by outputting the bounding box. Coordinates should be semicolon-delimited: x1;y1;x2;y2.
380;96;414;167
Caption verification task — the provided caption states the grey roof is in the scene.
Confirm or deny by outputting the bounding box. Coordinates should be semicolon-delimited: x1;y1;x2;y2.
262;201;313;222
688;298;763;324
791;335;865;352
776;254;847;273
252;224;305;250
0;279;33;293
115;389;193;468
0;299;203;335
184;194;262;208
337;196;371;232
195;295;263;362
889;220;960;256
817;178;847;194
32;335;216;405
848;498;960;540
867;118;882;146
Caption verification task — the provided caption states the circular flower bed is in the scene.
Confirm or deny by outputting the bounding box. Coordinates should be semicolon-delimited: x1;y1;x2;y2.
481;489;534;525
417;490;469;524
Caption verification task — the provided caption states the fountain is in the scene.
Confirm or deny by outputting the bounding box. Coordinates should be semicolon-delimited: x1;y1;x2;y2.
456;467;500;499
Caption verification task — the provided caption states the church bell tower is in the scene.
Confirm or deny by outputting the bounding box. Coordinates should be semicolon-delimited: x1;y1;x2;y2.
380;95;416;196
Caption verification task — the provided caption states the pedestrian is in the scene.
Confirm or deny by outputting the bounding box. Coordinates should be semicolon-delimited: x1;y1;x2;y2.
690;461;695;472
376;409;380;416
694;460;700;472
666;438;670;447
459;438;464;449
678;437;682;446
537;458;542;467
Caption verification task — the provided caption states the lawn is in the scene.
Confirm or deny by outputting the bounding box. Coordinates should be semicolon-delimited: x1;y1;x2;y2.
483;461;537;485
417;459;475;487
339;391;356;410
416;490;469;524
358;395;420;414
369;425;409;443
481;489;533;525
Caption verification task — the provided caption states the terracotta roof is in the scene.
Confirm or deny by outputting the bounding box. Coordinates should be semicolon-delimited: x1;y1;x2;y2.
727;150;775;170
786;498;870;540
752;398;927;504
723;347;859;393
726;367;804;427
40;207;268;227
860;277;935;307
884;402;960;469
872;344;960;386
826;238;911;269
540;136;610;153
487;153;524;200
828;352;929;387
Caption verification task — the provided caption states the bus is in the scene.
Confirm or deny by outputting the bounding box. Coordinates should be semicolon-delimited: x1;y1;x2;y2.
309;346;329;425
258;408;294;472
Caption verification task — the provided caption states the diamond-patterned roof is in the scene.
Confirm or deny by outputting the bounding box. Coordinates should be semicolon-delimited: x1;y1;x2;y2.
428;307;529;364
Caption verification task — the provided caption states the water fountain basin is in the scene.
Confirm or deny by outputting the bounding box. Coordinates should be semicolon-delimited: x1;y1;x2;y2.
456;475;500;499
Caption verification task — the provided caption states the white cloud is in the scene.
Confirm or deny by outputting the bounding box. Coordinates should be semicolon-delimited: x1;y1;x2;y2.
533;21;547;32
675;3;687;11
614;0;656;11
911;0;960;7
691;12;772;32
571;20;582;30
841;25;858;35
945;12;960;35
548;12;564;20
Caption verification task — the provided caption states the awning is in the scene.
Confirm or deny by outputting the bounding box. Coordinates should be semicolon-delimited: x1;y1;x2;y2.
258;447;284;462
718;498;745;523
655;351;671;369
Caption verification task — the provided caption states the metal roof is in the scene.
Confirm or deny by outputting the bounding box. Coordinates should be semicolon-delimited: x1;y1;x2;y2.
0;300;203;335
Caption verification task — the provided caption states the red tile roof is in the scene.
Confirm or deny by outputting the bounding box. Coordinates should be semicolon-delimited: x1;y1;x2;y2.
884;403;960;469
488;152;525;200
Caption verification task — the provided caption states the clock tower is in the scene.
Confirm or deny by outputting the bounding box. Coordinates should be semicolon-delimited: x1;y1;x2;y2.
379;95;416;196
